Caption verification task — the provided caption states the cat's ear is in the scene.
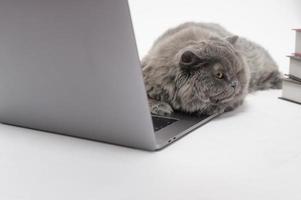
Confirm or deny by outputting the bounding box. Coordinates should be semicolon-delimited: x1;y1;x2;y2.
179;51;200;68
226;35;239;45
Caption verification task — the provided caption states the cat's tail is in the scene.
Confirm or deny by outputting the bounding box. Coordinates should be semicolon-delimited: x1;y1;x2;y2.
248;70;283;92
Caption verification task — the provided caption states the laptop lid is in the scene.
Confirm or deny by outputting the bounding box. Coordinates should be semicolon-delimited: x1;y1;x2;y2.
0;0;157;150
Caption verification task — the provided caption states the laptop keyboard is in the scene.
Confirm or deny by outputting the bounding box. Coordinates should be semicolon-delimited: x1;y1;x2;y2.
151;115;178;132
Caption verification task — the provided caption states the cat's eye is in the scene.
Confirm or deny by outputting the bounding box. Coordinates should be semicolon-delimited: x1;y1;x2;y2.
216;72;224;79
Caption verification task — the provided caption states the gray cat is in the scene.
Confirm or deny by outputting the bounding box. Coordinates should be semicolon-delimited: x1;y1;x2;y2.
142;22;282;116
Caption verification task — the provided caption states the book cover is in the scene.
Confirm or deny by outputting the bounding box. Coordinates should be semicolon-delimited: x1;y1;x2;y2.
285;74;301;82
294;29;301;54
287;55;301;79
281;77;301;104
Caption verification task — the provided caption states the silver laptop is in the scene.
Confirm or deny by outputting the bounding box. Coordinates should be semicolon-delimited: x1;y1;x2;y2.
0;0;219;150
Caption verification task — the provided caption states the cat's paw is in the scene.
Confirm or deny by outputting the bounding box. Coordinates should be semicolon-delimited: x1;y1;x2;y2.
151;102;173;116
201;105;225;116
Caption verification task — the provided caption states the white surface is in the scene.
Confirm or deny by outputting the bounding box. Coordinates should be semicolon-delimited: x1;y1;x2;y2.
1;90;301;200
1;1;301;199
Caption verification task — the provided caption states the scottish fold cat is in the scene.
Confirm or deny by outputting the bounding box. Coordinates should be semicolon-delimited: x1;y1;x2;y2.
142;22;282;115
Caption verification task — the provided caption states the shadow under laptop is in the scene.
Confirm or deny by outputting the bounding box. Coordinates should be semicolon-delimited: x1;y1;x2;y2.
0;122;151;154
214;101;249;121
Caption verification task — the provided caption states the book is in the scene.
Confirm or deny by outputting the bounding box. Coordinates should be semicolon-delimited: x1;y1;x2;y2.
281;78;301;104
288;55;301;79
280;29;301;104
286;74;301;82
295;29;301;54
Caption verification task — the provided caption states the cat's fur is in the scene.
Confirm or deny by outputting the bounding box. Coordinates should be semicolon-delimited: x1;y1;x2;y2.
142;22;282;116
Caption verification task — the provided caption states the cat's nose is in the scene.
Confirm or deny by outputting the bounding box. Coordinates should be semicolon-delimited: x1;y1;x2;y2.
231;80;238;88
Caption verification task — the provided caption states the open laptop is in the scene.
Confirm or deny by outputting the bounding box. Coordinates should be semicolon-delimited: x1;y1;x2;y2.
0;0;220;150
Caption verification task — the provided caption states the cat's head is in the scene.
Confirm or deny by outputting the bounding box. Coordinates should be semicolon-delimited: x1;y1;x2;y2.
171;36;249;113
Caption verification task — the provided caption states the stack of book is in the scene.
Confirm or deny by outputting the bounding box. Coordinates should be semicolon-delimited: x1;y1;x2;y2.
281;29;301;104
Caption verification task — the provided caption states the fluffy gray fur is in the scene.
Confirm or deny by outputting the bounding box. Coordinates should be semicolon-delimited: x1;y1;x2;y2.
142;22;282;116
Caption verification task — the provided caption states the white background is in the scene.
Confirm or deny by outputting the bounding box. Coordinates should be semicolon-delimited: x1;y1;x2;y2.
129;0;301;72
1;1;301;200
